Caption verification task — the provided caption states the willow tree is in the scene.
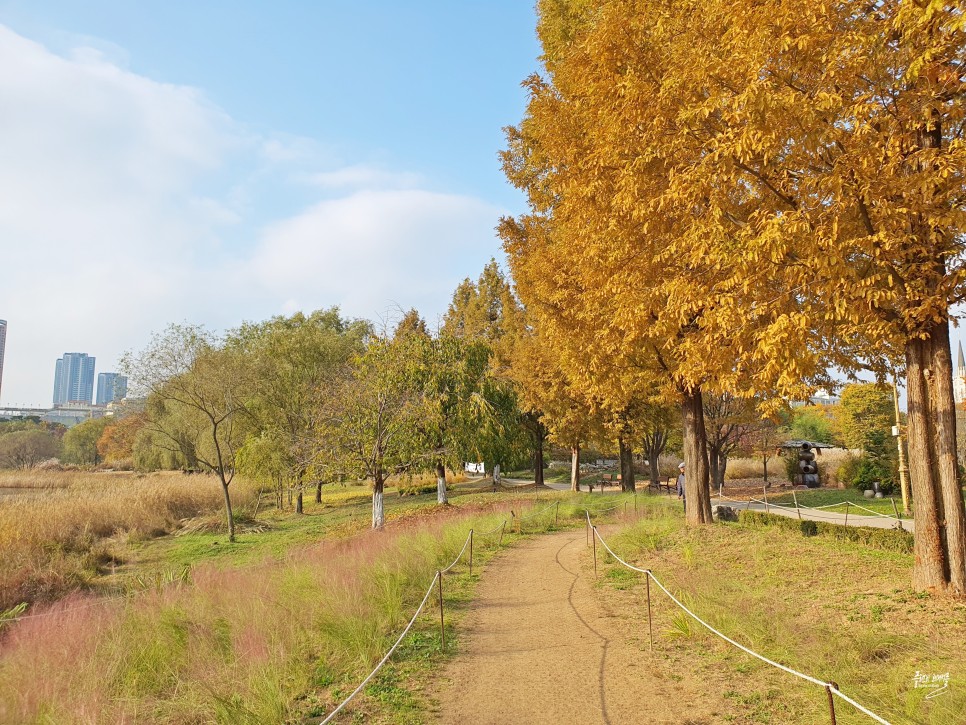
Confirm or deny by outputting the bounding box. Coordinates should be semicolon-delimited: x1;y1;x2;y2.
232;309;369;510
123;325;254;541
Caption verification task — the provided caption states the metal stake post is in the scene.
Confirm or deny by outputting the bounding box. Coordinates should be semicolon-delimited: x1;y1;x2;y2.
645;572;653;652
469;530;473;576
437;572;445;651
763;486;769;513
793;490;802;520
555;501;559;527
499;521;506;547
826;683;838;724
843;502;849;528
592;526;598;578
891;497;901;521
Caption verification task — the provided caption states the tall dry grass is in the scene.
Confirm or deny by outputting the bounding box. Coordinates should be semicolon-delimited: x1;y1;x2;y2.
0;471;256;610
0;509;515;723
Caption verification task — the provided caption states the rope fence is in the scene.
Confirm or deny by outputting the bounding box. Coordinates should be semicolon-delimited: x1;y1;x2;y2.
586;511;892;725
716;494;910;531
319;515;511;722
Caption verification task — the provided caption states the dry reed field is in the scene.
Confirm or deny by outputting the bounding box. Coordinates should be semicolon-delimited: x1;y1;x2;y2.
0;470;256;610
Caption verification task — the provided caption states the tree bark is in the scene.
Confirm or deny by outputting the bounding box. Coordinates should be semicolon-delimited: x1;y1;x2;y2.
436;461;448;505
644;429;667;488
372;473;385;529
533;427;546;486
906;322;966;593
618;437;636;492
296;489;303;514
220;480;235;542
315;480;322;504
708;446;720;490
681;387;713;524
571;445;581;492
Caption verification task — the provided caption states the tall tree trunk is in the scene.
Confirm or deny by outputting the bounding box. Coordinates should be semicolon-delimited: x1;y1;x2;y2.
570;445;581;492
296;488;303;514
533;426;546;486
644;430;666;488
762;455;769;483
906;322;966;593
436;461;448;504
618;437;636;492
681;387;713;524
372;473;385;529
708;445;720;492
220;479;235;542
315;480;323;504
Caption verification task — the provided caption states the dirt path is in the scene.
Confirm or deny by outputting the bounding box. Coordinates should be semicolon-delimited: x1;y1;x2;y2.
433;530;718;725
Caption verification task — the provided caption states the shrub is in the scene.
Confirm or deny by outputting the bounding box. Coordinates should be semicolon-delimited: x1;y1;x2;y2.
737;510;912;553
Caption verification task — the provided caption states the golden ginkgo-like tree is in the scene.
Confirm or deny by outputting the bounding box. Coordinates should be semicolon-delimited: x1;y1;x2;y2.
504;0;966;593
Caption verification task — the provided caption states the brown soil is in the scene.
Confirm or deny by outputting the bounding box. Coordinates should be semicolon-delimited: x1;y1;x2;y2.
432;530;724;725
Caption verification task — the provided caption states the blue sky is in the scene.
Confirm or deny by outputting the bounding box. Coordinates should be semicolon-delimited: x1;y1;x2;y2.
0;1;542;406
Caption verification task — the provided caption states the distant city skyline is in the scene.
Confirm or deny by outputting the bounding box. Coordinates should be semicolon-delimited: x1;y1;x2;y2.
0;320;6;403
96;372;127;406
52;352;95;406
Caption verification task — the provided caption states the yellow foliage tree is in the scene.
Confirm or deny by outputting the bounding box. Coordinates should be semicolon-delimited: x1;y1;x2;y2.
504;0;966;592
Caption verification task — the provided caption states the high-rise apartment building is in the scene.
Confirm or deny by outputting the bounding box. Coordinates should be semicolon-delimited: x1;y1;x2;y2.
0;320;6;402
52;353;96;406
96;372;128;406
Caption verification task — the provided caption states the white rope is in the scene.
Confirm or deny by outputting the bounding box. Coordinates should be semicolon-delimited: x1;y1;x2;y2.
518;500;559;521
477;519;508;536
584;502;624;514
441;531;473;574
589;523;892;725
320;571;441;724
322;526;477;721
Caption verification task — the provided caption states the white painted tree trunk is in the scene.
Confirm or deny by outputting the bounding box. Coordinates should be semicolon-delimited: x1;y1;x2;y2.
372;484;385;528
436;463;448;504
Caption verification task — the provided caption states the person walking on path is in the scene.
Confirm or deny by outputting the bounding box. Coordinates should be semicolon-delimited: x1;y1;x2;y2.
676;462;686;512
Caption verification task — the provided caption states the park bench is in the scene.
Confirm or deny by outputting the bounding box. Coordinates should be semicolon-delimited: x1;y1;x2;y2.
651;476;675;495
599;473;623;489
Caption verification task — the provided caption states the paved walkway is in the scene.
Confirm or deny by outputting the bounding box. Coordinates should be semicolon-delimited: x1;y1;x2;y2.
496;478;913;533
711;496;914;532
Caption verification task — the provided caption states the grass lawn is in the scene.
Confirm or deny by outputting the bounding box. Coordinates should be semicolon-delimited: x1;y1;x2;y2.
597;504;965;724
768;487;911;519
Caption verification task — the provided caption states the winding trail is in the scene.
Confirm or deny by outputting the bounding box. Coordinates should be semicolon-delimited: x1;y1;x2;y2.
434;530;716;724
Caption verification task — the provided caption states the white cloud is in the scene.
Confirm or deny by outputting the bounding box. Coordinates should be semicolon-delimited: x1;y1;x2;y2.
0;24;506;406
243;189;503;319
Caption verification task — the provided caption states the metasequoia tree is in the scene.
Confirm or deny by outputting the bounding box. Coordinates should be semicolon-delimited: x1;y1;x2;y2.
640;404;678;489
504;314;606;491
442;261;540;479
653;0;966;593
507;0;966;592
501;1;818;523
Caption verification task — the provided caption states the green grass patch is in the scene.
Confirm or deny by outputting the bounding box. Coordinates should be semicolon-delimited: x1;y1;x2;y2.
768;488;910;518
593;506;965;725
